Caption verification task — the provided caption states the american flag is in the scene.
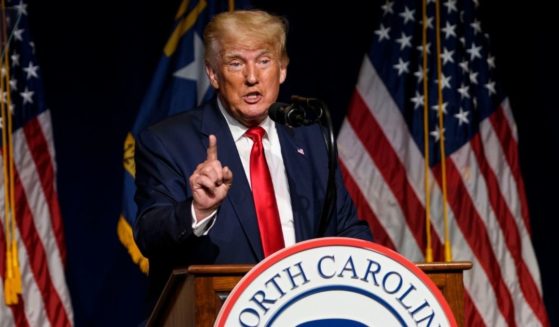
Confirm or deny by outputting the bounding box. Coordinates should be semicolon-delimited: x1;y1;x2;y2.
0;1;73;326
337;0;549;326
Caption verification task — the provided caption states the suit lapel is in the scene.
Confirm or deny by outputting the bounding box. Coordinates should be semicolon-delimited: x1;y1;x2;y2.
276;125;318;242
200;102;263;259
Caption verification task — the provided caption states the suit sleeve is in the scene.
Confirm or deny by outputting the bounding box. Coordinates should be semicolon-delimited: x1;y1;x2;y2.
133;128;196;258
333;165;374;241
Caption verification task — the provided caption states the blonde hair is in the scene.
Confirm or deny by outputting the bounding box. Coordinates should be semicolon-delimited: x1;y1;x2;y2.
204;10;289;69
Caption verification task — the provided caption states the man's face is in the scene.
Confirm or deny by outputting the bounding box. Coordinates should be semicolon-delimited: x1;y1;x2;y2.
206;41;287;127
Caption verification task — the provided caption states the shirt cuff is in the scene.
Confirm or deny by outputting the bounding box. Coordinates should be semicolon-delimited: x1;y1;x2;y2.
191;205;217;236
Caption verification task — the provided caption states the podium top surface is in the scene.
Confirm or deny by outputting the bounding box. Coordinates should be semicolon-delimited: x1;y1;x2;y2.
415;261;473;271
183;261;473;275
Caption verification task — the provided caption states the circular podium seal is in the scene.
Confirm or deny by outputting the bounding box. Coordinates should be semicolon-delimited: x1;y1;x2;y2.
215;237;457;326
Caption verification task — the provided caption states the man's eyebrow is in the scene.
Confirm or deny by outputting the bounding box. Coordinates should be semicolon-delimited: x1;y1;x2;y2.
223;49;274;59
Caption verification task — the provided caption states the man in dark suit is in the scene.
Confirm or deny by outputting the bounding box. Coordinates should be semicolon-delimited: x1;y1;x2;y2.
134;10;372;306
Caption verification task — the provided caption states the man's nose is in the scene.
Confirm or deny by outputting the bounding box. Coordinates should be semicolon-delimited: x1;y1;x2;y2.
245;64;258;85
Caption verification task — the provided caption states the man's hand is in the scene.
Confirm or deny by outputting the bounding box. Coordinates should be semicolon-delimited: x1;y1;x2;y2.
189;135;233;221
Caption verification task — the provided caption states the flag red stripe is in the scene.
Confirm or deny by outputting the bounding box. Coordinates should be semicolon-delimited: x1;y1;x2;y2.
347;92;444;259
432;160;516;326
22;117;66;263
14;171;72;327
470;133;549;326
464;291;487;326
0;217;31;327
489;106;532;235
339;160;396;250
11;297;31;327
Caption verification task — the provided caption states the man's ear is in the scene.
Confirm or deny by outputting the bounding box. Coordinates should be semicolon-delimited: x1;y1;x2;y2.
206;62;220;89
279;65;287;84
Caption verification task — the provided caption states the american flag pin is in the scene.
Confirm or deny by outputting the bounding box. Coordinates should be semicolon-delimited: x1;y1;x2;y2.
297;148;305;155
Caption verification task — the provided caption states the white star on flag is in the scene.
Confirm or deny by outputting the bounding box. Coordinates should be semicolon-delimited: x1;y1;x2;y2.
20;86;34;104
173;32;210;106
23;61;39;79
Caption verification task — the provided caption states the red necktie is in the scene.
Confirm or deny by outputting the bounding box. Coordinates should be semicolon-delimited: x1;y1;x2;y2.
245;127;285;257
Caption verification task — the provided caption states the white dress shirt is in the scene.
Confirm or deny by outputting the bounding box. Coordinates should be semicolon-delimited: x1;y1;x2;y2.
191;99;295;247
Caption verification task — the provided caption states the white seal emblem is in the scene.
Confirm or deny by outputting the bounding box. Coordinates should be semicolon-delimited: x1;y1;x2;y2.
215;237;457;326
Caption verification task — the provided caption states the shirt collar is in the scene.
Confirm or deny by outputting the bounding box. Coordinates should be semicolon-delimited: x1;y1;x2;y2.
217;97;275;142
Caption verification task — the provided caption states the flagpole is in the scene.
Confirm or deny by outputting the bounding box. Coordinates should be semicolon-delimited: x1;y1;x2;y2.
434;0;452;263
421;0;434;263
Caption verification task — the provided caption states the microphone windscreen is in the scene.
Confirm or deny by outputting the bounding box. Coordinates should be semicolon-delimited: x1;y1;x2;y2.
268;102;289;124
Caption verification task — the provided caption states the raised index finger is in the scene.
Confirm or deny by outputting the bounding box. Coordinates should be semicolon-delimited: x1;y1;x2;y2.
206;134;218;161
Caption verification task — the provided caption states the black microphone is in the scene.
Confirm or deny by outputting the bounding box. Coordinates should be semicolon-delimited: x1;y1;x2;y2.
268;96;323;127
268;102;313;127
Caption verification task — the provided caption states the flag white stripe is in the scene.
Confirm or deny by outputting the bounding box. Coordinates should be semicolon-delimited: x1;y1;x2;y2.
479;113;543;294
0;283;15;327
480;115;525;230
14;126;73;323
18;225;52;327
450;141;537;326
15;127;61;263
338;120;423;259
37;111;58;178
500;99;518;141
37;111;73;316
356;58;432;212
463;260;508;327
0;159;52;327
422;156;509;327
1;124;72;325
1;230;53;327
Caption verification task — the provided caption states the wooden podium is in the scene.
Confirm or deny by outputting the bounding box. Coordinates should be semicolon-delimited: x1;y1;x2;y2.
147;261;472;327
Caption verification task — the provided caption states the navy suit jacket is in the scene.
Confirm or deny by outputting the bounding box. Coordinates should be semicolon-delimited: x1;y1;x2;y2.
134;99;372;303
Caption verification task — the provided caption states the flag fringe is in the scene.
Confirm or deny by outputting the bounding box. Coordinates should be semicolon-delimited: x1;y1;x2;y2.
117;216;149;274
